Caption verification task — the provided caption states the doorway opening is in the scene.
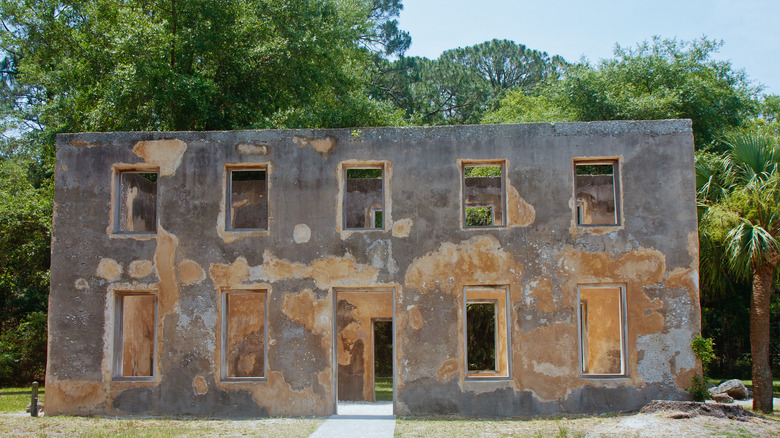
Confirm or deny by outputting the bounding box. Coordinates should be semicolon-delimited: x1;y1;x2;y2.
373;319;393;401
334;289;393;405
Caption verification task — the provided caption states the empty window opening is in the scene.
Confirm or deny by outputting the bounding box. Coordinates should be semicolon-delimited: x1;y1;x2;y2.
344;167;384;230
465;205;494;227
373;319;393;402
228;168;268;230
464;287;509;378
466;302;497;372
574;161;619;225
579;286;625;376
114;293;156;379
222;291;266;379
372;208;384;229
463;164;504;227
117;171;158;233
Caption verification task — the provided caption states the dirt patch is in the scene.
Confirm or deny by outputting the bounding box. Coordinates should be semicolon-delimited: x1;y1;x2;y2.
640;400;758;420
586;400;775;437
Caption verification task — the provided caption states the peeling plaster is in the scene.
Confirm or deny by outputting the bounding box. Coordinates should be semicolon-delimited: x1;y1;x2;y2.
178;259;206;285
132;140;187;176
293;224;311;243
637;328;695;385
292;134;338;158
408;306;423;330
236;142;268;155
128;260;153;279
262;251;380;290
392;218;413;237
507;184;536;227
405;235;524;294
75;278;89;290
525;278;556;313
283;289;330;336
436;359;459;382
96;258;122;281
367;240;399;274
192;376;208;395
70;139;102;148
45;380;106;415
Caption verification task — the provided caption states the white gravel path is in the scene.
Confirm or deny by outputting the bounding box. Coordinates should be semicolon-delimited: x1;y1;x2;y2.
309;402;395;438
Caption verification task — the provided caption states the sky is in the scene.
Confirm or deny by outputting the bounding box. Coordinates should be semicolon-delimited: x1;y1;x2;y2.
397;0;779;95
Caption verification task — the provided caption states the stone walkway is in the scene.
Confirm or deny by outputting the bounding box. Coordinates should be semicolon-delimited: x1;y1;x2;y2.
309;402;395;438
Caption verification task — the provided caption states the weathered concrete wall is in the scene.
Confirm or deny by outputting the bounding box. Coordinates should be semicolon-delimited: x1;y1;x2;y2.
48;120;700;417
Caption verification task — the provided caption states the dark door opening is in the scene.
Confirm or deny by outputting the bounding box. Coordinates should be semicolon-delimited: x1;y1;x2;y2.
373;319;393;402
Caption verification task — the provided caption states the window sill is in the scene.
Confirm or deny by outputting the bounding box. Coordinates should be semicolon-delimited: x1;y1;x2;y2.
112;376;156;382
220;377;267;383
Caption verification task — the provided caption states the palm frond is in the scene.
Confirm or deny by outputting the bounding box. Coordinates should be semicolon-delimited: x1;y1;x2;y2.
722;132;778;185
695;152;730;203
724;221;780;281
699;228;739;299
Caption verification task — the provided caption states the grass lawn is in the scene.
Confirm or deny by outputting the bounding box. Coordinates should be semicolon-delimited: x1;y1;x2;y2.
375;376;393;401
0;416;324;437
1;385;323;437
0;386;44;414
396;417;598;438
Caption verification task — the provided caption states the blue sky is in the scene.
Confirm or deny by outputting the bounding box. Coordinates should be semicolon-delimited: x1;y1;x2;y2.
398;0;779;95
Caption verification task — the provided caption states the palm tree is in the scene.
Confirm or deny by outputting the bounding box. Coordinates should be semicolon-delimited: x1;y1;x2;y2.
697;132;780;413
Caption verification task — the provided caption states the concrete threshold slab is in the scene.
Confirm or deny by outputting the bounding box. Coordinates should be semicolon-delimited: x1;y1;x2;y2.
309;402;395;438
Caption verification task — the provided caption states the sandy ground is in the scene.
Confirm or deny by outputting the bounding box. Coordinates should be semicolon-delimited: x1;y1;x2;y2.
585;411;778;437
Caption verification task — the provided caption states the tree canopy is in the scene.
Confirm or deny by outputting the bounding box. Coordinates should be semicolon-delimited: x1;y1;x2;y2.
370;39;567;125
0;0;407;138
485;37;760;151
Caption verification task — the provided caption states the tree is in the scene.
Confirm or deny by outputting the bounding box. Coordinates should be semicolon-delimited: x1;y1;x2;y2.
749;94;780;137
486;37;759;150
0;0;406;136
358;0;411;57
371;39;566;125
0;311;47;385
0;158;52;330
697;132;780;413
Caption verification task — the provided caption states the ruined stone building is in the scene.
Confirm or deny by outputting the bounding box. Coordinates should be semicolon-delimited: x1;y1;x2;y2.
47;120;701;417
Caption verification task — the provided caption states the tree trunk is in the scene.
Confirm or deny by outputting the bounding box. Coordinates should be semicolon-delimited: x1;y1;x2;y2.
751;262;776;413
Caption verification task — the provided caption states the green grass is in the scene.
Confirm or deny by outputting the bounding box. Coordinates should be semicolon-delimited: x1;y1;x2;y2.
0;416;323;437
0;386;44;413
375;376;393;401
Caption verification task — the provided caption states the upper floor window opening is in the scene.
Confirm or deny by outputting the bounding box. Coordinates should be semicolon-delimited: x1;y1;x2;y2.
344;166;385;230
227;167;268;231
574;160;620;226
115;169;158;234
462;161;506;228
